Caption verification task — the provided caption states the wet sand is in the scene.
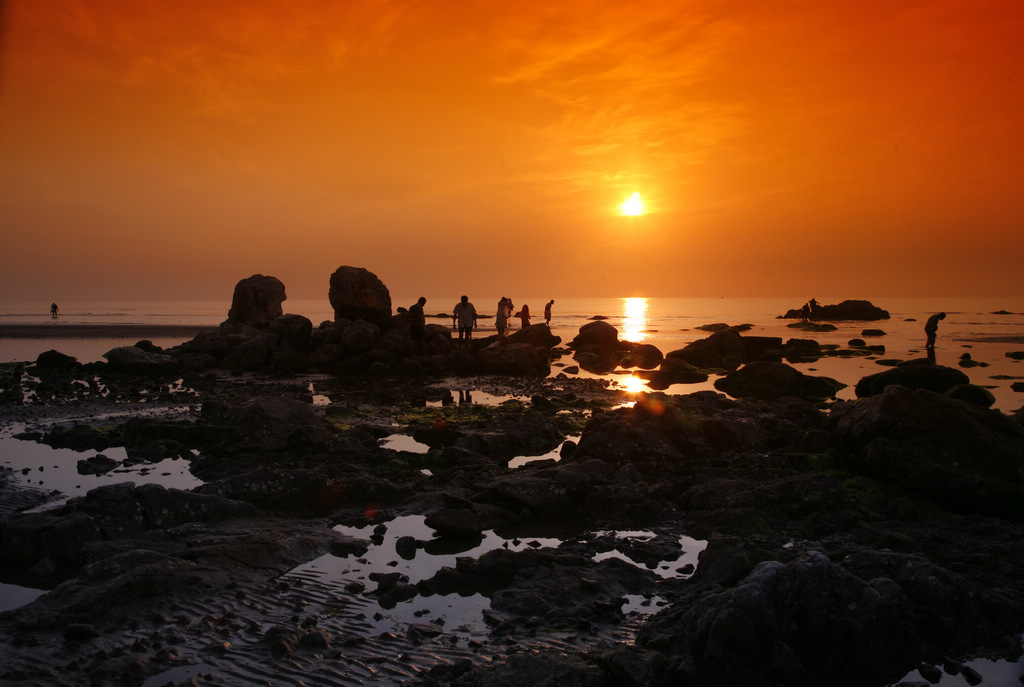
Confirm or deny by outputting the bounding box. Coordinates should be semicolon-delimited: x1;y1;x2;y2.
0;324;218;339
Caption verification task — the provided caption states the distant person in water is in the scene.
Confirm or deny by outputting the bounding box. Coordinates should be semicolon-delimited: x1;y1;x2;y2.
496;297;509;336
408;297;427;355
515;303;531;328
544;299;554;325
50;303;58;318
924;311;946;349
452;295;477;345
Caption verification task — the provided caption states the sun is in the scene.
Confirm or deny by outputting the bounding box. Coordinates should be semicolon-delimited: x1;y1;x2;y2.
620;192;645;216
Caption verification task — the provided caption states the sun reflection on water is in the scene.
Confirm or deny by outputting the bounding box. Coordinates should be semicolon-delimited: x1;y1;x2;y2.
620;375;647;394
622;297;649;343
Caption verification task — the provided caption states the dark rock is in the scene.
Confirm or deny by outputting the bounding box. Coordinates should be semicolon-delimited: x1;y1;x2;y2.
424;508;482;538
832;385;1024;518
219;331;276;371
506;324;562;349
35;349;79;368
639;551;924;686
341;319;381;354
571;321;621;349
619;343;664;370
226;274;286;329
478;342;550;376
448;651;607;687
741;336;784;361
946;383;995;408
328;266;393;330
855;363;969;398
783;338;822;361
200;396;329;450
77;454;119;475
636;358;708;388
63;624;100;642
714;361;844;401
44;424;124;451
666;329;744;370
103;346;178;374
269;314;313;350
781;299;890;321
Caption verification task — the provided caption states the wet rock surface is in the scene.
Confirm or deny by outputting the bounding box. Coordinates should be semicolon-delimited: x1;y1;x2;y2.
2;337;1024;686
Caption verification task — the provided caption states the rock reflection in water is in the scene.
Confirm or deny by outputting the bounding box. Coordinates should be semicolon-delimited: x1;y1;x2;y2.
282;515;707;641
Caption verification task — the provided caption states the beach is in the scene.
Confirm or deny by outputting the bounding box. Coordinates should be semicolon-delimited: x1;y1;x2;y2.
2;294;1024;686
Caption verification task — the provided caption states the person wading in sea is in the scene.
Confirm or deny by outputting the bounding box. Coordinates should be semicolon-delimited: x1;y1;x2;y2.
925;311;946;349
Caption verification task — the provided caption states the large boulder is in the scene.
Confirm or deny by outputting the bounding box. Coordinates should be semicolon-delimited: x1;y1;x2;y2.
35;349;80;369
667;329;744;370
225;274;286;329
781;299;890;321
571;321;621;349
328;266;392;330
831;385;1024;518
477;342;550;376
855;362;969;398
570;321;626;373
637;549;1016;687
103;345;178;374
506;323;562;349
714;361;844;402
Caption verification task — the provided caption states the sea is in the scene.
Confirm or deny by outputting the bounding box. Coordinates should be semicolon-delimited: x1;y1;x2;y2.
1;295;1023;412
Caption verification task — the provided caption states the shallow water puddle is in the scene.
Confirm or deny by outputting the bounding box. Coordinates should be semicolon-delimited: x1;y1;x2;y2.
887;635;1024;686
593;529;706;580
426;389;527;407
507;435;580;468
281;515;706;641
0;433;205;511
379;434;431;454
0;582;47;614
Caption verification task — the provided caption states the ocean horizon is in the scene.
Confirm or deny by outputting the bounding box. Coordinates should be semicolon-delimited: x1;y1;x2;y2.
2;295;1023;412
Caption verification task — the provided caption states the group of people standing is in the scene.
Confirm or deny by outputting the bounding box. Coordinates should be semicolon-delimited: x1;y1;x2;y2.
405;296;556;354
493;297;554;337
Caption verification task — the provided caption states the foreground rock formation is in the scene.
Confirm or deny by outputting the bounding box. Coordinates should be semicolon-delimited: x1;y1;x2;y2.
2;271;1023;687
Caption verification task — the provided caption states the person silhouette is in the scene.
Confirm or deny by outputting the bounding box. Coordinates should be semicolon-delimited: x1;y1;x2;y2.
496;297;509;336
50;303;59;319
408;297;427;355
452;295;477;346
515;303;531;328
544;299;554;325
924;312;946;349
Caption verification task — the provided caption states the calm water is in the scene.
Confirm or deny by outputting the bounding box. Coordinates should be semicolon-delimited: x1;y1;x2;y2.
2;296;1023;410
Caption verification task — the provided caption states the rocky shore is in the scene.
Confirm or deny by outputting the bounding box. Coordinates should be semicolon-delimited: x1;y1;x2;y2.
2;269;1024;687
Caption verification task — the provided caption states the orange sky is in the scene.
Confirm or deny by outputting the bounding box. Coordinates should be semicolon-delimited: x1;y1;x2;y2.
2;0;1023;303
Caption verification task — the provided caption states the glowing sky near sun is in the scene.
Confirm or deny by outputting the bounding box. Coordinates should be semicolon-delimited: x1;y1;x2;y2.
1;0;1023;303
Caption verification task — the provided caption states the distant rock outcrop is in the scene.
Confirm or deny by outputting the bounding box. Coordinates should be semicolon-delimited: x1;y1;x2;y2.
225;274;286;329
781;299;890;321
168;268;560;377
328;266;392;330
